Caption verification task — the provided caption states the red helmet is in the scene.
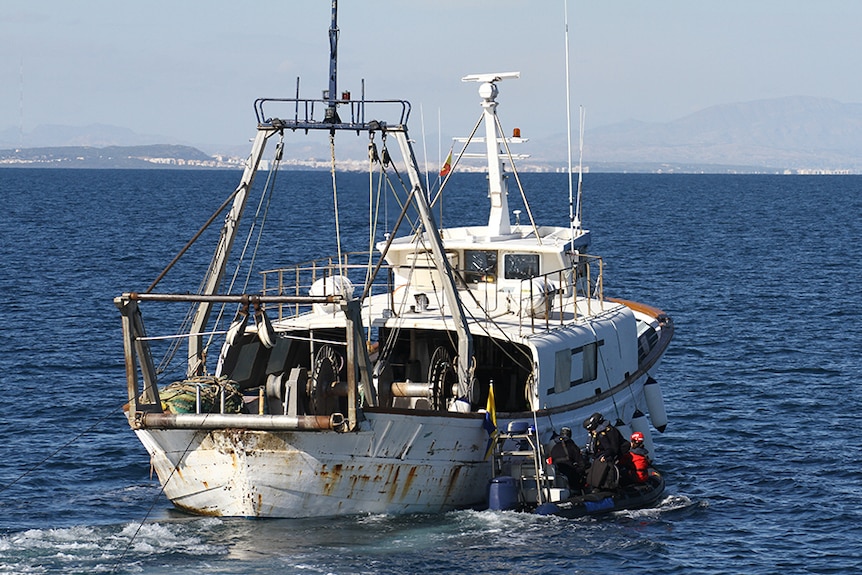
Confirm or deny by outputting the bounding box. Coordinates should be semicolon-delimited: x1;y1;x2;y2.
630;431;644;443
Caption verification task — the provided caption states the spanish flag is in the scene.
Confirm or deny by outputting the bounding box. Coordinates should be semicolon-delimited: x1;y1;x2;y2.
439;146;453;177
483;383;497;459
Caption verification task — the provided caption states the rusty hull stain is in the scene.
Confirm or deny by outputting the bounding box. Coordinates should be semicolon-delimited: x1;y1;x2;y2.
443;465;463;502
386;466;401;502
319;463;343;497
173;500;223;517
400;466;418;500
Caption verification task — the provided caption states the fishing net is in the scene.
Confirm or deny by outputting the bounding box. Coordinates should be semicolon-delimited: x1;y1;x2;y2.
159;376;244;414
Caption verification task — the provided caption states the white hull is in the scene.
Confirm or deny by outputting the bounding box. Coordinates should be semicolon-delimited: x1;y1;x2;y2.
135;371;658;517
137;411;492;517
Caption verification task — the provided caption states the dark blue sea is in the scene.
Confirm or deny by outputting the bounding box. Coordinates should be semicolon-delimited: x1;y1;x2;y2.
1;168;860;574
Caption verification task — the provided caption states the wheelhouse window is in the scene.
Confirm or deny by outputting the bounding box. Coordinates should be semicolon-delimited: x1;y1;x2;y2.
464;250;498;283
504;253;540;280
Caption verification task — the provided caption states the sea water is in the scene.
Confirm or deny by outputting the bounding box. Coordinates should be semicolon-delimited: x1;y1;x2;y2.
0;168;860;574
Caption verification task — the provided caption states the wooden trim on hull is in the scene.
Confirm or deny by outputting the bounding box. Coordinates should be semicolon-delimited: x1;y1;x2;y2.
607;297;670;322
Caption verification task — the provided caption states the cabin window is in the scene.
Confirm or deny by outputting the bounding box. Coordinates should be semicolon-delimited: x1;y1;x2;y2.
550;341;601;395
570;342;599;386
554;349;572;393
581;342;598;383
504;253;540;280
464;250;497;283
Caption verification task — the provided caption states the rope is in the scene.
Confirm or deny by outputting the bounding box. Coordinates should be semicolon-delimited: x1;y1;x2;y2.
111;424;203;574
0;401;198;574
0;405;123;494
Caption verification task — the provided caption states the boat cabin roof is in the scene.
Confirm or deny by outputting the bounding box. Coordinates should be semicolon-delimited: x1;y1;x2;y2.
381;223;590;288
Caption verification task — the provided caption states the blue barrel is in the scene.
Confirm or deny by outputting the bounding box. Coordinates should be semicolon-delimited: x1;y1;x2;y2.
488;476;519;511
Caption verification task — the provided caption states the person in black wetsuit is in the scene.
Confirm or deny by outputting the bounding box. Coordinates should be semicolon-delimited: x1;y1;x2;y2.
547;427;585;492
582;412;630;491
583;412;630;463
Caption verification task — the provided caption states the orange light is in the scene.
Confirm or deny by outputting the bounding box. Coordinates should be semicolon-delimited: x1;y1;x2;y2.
512;127;521;138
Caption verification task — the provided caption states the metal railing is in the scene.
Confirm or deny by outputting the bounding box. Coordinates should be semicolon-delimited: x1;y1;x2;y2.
260;251;390;320
518;254;605;334
259;252;606;336
254;97;411;132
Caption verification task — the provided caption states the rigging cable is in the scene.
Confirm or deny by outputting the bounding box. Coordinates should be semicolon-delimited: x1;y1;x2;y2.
144;183;246;295
148;184;247;375
494;112;540;241
153;132;284;375
563;0;575;240
429;112;484;209
330;132;345;277
365;136;381;339
204;135;284;359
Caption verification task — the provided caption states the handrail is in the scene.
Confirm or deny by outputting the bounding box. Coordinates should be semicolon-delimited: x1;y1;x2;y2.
258;251;607;334
254;97;411;132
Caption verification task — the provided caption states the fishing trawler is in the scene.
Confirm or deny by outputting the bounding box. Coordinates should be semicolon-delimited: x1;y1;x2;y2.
115;2;673;518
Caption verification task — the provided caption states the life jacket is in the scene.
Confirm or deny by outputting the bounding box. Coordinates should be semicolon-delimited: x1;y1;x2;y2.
626;447;650;482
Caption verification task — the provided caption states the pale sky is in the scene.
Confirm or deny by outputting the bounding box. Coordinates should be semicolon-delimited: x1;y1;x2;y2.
2;0;861;150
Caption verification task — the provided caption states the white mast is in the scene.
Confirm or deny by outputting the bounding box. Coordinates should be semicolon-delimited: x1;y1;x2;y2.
462;72;519;237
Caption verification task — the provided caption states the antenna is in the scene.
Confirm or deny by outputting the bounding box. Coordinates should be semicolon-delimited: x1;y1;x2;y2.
324;0;340;124
576;106;585;231
564;0;576;238
18;56;24;148
461;72;520;84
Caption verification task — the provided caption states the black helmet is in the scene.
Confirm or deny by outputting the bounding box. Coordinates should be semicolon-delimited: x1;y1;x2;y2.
583;412;605;432
560;427;572;439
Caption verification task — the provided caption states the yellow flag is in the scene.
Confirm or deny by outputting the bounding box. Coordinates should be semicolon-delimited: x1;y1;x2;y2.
483;383;497;459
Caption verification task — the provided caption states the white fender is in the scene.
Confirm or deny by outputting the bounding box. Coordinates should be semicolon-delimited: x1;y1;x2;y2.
629;409;656;458
255;308;276;349
310;275;355;314
520;277;553;318
225;310;249;346
644;377;668;432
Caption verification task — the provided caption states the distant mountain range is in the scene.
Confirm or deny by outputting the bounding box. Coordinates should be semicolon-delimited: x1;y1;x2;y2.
570;96;862;173
2;96;861;173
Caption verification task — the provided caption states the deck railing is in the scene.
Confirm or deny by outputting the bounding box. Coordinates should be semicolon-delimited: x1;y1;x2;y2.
260;252;390;320
260;251;606;335
517;254;605;334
